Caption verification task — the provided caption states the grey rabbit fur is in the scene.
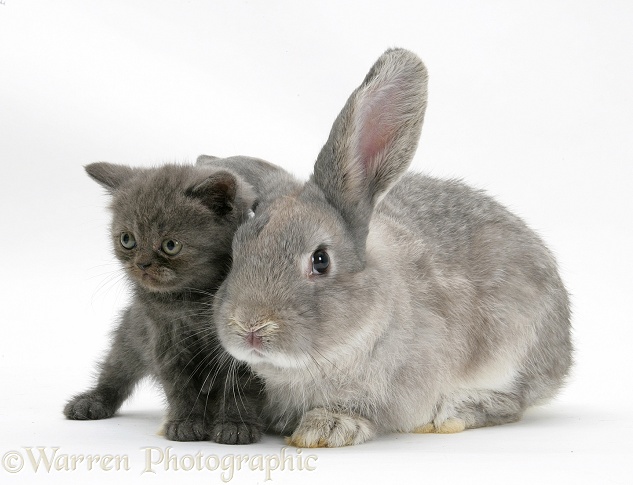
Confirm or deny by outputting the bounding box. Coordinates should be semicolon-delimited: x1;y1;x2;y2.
213;48;573;447
64;155;286;444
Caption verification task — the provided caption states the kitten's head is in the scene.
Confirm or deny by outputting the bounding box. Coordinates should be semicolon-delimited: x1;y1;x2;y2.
85;162;256;294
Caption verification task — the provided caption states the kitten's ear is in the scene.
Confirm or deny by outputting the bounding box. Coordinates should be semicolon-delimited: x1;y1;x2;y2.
187;170;256;219
85;162;138;192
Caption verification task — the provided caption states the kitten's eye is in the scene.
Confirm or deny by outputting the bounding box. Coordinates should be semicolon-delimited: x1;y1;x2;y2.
120;232;137;250
161;239;182;256
311;249;330;275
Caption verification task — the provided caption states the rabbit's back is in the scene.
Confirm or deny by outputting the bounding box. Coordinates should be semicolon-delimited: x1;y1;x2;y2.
379;174;544;263
376;173;572;407
378;173;563;296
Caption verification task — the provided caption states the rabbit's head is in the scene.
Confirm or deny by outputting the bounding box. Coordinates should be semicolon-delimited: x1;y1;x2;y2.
215;49;428;369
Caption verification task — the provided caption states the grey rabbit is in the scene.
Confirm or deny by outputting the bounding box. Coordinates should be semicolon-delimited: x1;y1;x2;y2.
213;49;573;447
64;156;285;444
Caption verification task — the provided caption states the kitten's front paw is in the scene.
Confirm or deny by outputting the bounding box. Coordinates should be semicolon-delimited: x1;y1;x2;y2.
64;392;116;420
212;419;263;445
287;408;375;448
163;416;209;441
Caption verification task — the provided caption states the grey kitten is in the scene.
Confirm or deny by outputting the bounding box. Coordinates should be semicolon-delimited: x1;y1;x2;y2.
64;156;280;444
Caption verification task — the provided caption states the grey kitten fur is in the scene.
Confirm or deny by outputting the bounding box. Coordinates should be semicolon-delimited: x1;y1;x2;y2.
213;48;572;447
64;156;283;444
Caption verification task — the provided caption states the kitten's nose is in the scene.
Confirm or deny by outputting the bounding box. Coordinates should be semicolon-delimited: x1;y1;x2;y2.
137;262;152;271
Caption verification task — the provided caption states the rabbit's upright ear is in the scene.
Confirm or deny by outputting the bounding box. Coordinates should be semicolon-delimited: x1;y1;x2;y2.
312;48;428;250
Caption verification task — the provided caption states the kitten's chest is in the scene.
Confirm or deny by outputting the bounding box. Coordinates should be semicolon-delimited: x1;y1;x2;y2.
144;300;212;360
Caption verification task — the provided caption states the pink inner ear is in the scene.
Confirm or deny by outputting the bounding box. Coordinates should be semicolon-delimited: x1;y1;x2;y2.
355;82;400;175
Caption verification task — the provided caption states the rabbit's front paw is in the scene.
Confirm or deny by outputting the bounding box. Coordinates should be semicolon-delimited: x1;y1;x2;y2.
64;391;116;420
163;416;209;441
212;419;263;445
286;408;375;448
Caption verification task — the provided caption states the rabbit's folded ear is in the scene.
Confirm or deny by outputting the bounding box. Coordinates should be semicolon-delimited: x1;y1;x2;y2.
312;48;428;249
196;154;220;166
187;170;256;219
85;162;139;193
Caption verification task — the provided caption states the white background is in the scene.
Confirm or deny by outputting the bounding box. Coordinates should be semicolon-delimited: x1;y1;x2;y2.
1;1;632;484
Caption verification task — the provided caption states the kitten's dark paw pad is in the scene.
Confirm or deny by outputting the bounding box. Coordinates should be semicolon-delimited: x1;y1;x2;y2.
163;417;209;442
212;420;263;445
64;393;115;420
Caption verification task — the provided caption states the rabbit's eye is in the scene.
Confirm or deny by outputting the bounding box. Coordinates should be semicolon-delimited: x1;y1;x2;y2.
120;232;137;250
311;249;330;275
161;238;182;256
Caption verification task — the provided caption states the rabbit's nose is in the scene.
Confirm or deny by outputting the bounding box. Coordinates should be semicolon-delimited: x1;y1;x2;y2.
246;331;263;350
244;320;278;350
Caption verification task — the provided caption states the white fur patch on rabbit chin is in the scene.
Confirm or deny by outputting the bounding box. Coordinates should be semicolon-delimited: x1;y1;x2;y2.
231;345;312;370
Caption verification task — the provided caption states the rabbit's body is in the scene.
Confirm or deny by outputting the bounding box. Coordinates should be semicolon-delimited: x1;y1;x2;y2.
250;174;570;438
214;49;572;447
